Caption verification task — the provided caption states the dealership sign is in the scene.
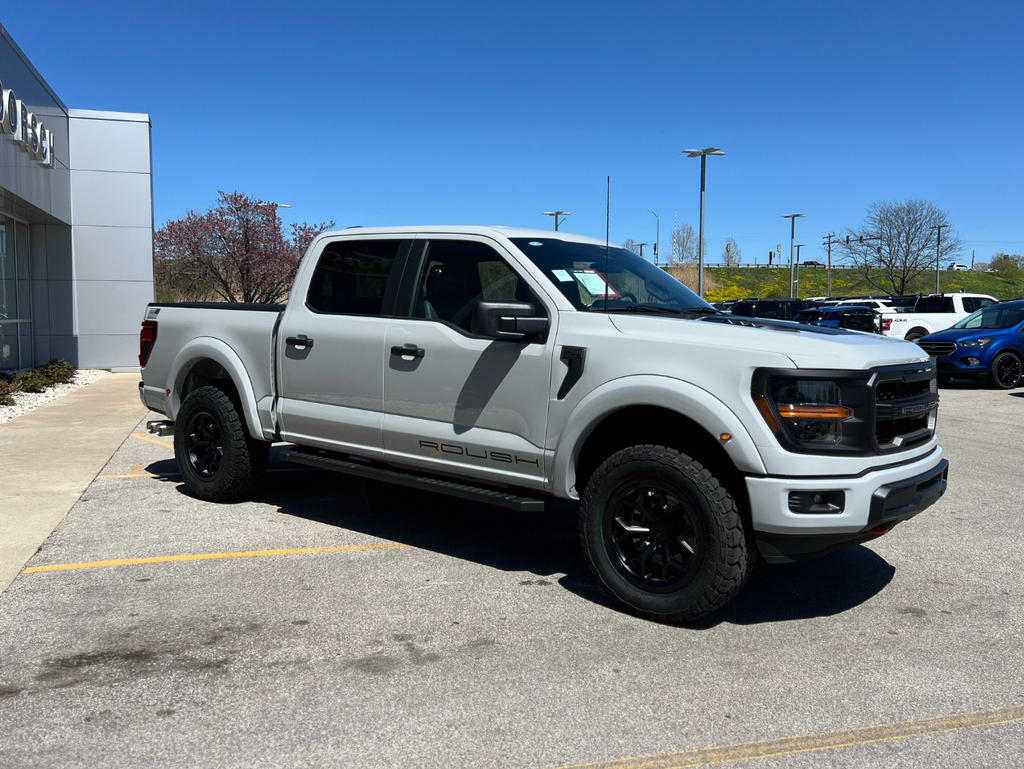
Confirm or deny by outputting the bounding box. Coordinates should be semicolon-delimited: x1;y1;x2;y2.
0;78;55;168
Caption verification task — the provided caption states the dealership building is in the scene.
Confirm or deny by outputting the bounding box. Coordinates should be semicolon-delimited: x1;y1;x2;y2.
0;23;153;372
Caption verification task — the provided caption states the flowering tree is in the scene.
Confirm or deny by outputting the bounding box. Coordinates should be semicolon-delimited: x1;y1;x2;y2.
155;192;334;303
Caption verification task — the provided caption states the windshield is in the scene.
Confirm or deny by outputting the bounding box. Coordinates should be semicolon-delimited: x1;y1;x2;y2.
953;303;1024;330
510;238;713;313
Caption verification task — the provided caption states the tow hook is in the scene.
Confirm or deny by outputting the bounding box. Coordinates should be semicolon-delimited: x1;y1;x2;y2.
147;420;175;437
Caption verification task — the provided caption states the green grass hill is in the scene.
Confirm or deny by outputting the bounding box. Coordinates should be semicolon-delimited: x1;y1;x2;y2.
699;266;1024;303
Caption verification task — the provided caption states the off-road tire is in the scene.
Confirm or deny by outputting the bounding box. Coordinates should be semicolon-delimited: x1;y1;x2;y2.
579;444;752;623
990;351;1023;390
174;385;269;501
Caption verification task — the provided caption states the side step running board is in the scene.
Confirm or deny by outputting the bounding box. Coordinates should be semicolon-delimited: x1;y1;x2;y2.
280;449;547;512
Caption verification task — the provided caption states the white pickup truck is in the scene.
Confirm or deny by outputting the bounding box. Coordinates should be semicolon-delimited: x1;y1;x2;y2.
881;293;996;341
138;226;948;623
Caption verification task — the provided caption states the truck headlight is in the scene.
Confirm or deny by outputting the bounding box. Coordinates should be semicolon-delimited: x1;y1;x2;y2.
959;337;992;347
763;379;851;444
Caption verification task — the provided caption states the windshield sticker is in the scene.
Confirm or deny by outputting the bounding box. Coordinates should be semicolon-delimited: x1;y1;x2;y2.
551;269;574;282
573;269;621;298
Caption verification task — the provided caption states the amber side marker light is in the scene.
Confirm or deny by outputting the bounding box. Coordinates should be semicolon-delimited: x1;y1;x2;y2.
751;393;780;433
776;404;852;420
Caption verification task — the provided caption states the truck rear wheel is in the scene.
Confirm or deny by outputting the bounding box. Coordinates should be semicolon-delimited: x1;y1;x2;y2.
174;385;269;501
579;445;752;623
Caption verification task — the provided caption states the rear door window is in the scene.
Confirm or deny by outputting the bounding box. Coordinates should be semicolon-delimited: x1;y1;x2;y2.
306;240;403;316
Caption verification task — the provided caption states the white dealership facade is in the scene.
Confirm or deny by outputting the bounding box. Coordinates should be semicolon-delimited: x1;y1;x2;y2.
0;23;153;371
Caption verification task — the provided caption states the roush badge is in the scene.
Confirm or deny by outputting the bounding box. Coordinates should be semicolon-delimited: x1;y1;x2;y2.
0;78;55;168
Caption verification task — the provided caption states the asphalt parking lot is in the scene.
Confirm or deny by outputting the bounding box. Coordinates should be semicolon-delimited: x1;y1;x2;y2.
1;383;1022;768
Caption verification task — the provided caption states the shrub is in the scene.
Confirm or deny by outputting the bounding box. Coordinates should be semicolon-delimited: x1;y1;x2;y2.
14;371;49;394
0;380;15;406
37;359;76;385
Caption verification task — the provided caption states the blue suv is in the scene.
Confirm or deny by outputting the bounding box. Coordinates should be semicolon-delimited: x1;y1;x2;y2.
917;299;1024;389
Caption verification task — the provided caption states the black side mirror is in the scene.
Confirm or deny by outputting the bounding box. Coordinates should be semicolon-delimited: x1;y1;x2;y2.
472;301;548;341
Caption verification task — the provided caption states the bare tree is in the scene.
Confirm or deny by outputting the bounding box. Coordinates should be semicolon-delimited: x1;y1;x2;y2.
839;199;963;295
155;192;335;303
622;239;641;255
671;223;700;264
722;237;741;266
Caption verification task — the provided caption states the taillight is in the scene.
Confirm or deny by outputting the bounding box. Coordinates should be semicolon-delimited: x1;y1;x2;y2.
139;320;158;367
881;317;892;332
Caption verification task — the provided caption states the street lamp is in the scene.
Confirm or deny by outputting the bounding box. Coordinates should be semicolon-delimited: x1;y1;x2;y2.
794;244;806;299
781;214;806;299
542;211;571;231
682;147;726;297
636;242;650;259
932;224;948;294
649;211;660;265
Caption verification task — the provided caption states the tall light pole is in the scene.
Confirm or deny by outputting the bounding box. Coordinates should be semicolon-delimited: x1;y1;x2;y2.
932;224;948;294
542;211;571;231
794;244;806;299
648;210;660;265
781;214;805;299
682;147;726;297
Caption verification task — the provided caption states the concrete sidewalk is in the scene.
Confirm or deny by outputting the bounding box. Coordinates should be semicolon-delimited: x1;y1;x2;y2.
0;373;147;594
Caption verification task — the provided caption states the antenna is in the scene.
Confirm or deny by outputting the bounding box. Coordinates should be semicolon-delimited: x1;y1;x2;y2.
605;176;610;313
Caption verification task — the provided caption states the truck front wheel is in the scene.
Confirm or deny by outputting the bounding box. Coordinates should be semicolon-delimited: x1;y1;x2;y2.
174;385;269;501
579;445;752;623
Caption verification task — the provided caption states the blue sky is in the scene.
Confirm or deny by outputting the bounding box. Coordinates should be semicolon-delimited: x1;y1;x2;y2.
6;0;1023;265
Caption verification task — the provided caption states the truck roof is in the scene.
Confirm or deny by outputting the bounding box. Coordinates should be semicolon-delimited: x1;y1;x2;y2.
314;226;610;246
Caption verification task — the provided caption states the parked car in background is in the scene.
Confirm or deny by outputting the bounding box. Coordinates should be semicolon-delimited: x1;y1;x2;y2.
794;305;881;334
802;260;825;268
835;298;893;312
730;298;814;320
917;299;1024;388
947;263;971;272
885;295;919;311
880;293;997;341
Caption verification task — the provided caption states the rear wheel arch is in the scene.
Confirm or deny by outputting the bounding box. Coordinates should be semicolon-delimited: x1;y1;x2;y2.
905;327;930;341
168;340;264;440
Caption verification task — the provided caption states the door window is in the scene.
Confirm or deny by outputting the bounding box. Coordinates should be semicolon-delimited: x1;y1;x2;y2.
306;239;402;316
410;240;545;333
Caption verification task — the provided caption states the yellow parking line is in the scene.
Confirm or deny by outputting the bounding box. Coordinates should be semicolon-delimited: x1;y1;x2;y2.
551;705;1024;769
22;543;407;574
131;432;174;449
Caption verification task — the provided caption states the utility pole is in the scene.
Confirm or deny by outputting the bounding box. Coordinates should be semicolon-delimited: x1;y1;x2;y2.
932;224;948;294
683;148;725;298
794;244;806;298
781;214;805;299
649;211;660;265
823;233;835;298
971;249;976;270
542;211;570;231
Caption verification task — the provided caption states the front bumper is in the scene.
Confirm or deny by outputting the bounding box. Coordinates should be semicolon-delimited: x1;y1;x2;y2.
935;353;990;379
746;448;947;563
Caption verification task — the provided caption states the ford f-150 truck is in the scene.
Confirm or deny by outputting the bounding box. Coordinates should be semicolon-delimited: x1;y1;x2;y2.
138;227;948;623
880;292;996;341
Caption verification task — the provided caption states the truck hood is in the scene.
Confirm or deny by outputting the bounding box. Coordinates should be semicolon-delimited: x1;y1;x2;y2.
607;313;929;370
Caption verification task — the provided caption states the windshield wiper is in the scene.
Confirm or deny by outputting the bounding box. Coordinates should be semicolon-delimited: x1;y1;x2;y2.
679;306;720;315
603;304;682;315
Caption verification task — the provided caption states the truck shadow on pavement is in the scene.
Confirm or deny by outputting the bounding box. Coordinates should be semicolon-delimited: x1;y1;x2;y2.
147;452;896;628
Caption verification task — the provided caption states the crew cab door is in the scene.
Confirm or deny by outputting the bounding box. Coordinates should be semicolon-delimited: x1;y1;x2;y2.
382;237;556;489
276;237;410;458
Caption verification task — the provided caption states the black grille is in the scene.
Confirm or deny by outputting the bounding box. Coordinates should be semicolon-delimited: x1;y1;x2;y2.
918;342;957;357
876;415;929;445
876;379;931;401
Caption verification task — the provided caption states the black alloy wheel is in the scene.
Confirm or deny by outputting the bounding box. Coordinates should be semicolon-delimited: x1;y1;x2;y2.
185;410;224;478
605;484;706;593
991;352;1023;389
